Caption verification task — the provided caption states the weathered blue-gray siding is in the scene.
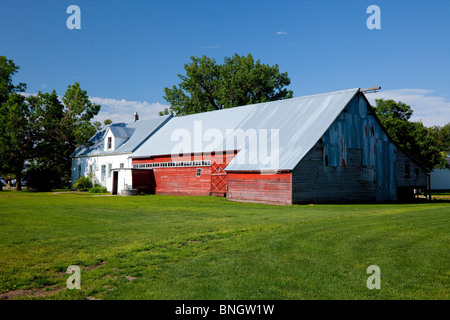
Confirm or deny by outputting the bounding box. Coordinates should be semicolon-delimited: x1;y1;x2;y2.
292;93;427;203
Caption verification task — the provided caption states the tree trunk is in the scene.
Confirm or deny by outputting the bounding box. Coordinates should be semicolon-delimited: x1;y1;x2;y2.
15;172;22;191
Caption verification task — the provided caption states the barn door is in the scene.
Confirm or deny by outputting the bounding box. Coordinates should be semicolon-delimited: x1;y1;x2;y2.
210;161;227;196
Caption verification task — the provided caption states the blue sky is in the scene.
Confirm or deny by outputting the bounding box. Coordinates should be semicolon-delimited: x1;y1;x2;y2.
1;0;450;126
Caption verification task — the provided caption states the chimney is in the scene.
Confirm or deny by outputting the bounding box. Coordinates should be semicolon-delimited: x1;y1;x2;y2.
133;112;139;122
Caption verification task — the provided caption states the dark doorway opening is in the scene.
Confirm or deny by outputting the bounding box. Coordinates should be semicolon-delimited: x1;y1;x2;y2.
112;171;119;195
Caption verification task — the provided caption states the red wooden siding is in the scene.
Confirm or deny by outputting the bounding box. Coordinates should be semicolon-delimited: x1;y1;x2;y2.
154;166;211;196
226;172;292;205
132;151;237;196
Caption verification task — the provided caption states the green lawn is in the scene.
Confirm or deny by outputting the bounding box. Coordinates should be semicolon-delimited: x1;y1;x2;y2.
0;191;448;300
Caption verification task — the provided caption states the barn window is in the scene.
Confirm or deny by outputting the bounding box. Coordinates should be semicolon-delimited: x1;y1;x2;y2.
196;168;201;177
89;164;93;174
78;165;81;179
108;164;112;178
120;163;124;169
361;166;376;184
107;137;112;150
328;146;339;167
415;168;419;179
405;162;410;178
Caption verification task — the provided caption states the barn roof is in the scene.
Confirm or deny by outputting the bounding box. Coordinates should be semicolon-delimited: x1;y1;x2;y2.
131;88;360;171
72;115;172;157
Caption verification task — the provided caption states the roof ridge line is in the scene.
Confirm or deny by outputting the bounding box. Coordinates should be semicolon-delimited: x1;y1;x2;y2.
171;88;360;119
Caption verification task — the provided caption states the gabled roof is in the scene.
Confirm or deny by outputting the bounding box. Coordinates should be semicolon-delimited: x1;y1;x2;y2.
104;126;135;139
131;88;359;171
72;115;172;157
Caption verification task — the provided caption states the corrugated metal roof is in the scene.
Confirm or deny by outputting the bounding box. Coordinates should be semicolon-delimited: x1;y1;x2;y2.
131;88;359;171
131;105;255;157
107;126;135;139
72;115;172;157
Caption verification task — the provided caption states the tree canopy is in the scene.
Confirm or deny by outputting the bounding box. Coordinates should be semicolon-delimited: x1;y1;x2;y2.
161;53;293;116
0;93;36;190
373;99;448;170
0;56;101;190
433;123;450;155
0;56;26;105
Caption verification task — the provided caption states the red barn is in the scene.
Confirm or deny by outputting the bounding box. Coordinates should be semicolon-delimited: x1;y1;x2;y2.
131;88;429;205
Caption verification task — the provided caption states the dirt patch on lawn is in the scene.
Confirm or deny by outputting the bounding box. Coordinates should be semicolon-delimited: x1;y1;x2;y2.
84;261;106;271
0;286;64;300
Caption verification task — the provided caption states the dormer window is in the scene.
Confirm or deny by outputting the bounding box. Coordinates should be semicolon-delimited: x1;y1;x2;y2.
103;125;134;151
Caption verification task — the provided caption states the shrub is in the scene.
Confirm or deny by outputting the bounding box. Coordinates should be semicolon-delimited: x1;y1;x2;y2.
72;176;93;191
88;186;108;193
25;167;61;192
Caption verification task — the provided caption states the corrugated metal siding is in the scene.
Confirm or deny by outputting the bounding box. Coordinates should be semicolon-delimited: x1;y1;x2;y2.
292;94;398;203
292;143;377;203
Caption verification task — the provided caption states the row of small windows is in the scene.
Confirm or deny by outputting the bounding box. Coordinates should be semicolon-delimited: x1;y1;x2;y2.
77;163;125;179
133;160;211;169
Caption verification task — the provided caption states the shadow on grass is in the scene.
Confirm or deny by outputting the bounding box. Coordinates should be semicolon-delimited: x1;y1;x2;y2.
294;197;450;206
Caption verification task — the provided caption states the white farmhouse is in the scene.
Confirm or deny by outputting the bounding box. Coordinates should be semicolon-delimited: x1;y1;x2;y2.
71;113;172;194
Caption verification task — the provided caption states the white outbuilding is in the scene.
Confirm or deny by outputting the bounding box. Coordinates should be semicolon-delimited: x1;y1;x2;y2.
430;158;450;191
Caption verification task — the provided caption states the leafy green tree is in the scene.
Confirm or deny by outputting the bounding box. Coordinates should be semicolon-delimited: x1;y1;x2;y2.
26;91;67;189
93;119;112;132
25;84;101;190
0;57;29;191
62;82;101;147
435;123;450;155
36;83;101;188
59;83;101;186
0;56;26;105
161;53;293;116
373;99;447;169
0;93;37;190
0;57;101;191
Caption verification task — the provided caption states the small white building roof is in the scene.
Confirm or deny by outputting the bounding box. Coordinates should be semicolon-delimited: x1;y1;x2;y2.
72;115;172;157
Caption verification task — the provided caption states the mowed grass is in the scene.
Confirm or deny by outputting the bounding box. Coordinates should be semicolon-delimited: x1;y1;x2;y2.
0;191;448;300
